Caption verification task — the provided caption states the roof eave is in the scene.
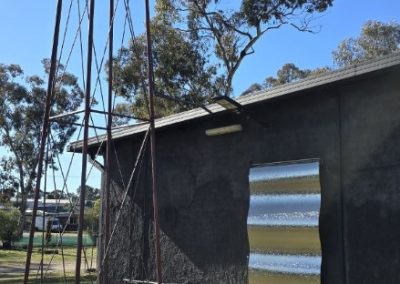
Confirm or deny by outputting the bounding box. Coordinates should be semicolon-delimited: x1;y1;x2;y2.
68;52;400;153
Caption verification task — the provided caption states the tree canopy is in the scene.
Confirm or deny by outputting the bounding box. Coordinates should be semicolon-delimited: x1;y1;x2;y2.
241;63;330;94
0;60;83;213
242;20;400;95
85;198;100;237
0;157;19;203
76;185;100;206
0;206;21;248
333;20;400;67
264;63;313;88
113;0;334;118
162;0;333;96
113;11;221;119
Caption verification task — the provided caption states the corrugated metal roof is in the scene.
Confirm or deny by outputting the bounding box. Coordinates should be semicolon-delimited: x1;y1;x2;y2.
68;52;400;152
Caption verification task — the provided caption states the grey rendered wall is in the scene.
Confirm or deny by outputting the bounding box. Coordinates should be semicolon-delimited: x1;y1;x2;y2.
339;68;400;283
99;66;400;284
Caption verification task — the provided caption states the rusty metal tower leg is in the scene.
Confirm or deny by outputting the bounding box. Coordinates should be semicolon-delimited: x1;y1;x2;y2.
23;1;63;283
102;0;114;282
144;0;162;283
75;0;95;282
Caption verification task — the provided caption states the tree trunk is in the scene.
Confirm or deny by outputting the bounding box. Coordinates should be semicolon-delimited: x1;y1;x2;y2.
20;193;28;234
225;70;234;97
18;166;27;235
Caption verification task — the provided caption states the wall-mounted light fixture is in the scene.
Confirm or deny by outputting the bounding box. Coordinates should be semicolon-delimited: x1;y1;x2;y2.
205;124;243;136
213;95;268;131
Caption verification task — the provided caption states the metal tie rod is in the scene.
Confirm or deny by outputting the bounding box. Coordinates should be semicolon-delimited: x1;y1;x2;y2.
123;279;177;284
49;109;86;121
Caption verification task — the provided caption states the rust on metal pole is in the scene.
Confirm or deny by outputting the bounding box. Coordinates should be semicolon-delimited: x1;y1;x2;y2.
75;0;95;282
23;1;63;283
144;0;162;283
102;0;114;281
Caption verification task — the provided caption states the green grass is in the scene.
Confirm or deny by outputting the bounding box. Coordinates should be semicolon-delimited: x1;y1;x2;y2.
249;269;320;284
14;233;95;247
248;225;321;255
0;247;97;283
0;274;96;284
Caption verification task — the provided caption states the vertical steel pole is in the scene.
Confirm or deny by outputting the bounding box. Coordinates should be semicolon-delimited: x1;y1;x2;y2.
41;141;49;284
23;1;63;283
75;0;95;282
144;1;162;283
102;0;114;281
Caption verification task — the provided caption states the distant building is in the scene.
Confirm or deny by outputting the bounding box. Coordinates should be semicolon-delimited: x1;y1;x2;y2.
25;198;78;231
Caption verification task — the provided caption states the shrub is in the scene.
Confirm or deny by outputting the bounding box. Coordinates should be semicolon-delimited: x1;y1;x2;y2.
85;198;100;240
0;207;21;248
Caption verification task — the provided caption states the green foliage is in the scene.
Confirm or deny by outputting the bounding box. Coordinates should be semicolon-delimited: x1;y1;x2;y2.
0;158;18;203
243;20;399;94
46;189;68;200
264;63;312;89
85;198;100;236
113;15;221;119
0;207;21;247
266;64;331;88
76;185;100;206
114;0;333;118
161;0;333;96
241;0;332;26
0;60;83;213
241;63;330;94
240;83;263;96
333;20;400;67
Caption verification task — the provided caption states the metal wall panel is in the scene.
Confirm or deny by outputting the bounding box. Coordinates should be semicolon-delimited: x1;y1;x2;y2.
248;160;321;284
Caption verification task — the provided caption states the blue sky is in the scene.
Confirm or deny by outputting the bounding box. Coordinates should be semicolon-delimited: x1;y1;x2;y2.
1;0;400;192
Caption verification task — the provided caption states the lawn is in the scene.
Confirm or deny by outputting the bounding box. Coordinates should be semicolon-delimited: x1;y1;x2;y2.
0;244;97;283
2;228;321;283
14;232;95;247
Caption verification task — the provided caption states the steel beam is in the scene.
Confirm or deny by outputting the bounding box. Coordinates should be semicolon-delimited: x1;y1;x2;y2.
145;0;162;283
75;0;95;282
23;1;63;282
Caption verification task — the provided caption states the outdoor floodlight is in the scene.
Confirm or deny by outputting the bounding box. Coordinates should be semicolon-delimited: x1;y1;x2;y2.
213;96;243;111
213;95;268;130
206;97;244;136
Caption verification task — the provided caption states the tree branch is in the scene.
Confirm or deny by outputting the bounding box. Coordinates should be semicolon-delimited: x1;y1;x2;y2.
192;2;231;70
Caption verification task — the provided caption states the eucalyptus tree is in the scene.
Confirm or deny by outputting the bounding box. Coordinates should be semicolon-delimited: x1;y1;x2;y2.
0;60;83;216
263;63;331;89
113;8;221;119
242;21;400;94
0;157;19;203
158;0;334;96
333;20;400;68
114;0;334;118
